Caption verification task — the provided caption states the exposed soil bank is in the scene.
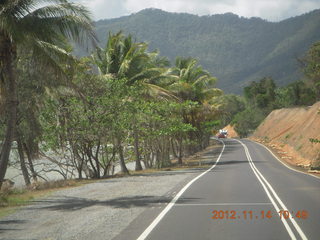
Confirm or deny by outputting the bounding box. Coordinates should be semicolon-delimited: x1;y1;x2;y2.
252;101;320;170
224;124;239;138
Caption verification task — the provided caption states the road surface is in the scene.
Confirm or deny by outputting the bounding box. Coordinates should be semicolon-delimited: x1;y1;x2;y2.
115;139;320;240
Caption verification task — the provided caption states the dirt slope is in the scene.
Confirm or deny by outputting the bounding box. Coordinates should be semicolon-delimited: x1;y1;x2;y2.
224;125;239;138
252;101;320;168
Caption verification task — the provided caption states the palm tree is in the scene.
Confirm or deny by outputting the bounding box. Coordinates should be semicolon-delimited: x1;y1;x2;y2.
168;57;223;163
92;32;174;95
92;32;177;173
92;32;148;173
169;57;222;102
0;0;96;187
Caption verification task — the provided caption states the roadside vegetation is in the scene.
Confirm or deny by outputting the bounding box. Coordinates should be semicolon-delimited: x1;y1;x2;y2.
224;41;320;138
0;0;224;194
0;0;319;208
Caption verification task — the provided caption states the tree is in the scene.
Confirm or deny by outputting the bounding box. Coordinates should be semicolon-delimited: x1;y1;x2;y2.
244;77;276;110
232;108;265;138
92;32;175;172
275;81;316;107
216;94;245;127
168;57;222;162
302;41;320;100
92;32;151;173
169;57;221;103
0;0;96;187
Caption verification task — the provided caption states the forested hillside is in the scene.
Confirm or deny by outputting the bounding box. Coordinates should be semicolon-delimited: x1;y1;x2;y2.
81;8;320;93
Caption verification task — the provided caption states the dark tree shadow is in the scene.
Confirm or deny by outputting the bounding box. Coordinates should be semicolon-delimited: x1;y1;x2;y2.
32;195;201;212
0;220;26;233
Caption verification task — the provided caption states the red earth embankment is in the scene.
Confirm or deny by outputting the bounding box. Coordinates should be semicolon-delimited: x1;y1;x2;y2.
224;124;239;138
252;101;320;169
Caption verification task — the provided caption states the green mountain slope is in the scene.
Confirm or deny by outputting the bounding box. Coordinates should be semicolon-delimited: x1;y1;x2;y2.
81;8;320;93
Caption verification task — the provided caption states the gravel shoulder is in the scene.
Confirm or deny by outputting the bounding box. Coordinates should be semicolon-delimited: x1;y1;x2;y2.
0;145;222;240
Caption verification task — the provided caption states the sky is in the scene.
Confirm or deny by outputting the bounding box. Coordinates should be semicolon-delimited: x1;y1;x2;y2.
71;0;320;22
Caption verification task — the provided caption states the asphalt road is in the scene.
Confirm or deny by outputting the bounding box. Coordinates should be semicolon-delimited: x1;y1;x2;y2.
116;138;320;240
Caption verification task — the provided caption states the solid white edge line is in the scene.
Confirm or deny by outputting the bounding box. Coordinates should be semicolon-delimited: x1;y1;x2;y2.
174;203;272;206
247;144;308;240
248;140;309;239
136;140;225;240
234;139;297;240
253;140;320;180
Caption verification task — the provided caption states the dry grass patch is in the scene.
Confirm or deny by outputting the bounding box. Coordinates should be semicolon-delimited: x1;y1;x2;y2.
0;179;96;218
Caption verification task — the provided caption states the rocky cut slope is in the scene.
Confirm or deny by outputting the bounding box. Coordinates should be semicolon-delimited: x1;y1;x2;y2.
252;101;320;169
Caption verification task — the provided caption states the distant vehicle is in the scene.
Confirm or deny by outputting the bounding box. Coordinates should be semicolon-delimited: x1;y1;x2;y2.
217;129;228;138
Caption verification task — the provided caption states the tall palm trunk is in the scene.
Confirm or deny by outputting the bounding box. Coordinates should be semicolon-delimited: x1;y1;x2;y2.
0;39;18;188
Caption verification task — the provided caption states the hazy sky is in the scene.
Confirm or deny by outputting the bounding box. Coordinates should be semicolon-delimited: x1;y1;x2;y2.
72;0;320;21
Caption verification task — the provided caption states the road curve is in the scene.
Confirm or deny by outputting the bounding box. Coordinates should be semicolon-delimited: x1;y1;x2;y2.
116;139;320;240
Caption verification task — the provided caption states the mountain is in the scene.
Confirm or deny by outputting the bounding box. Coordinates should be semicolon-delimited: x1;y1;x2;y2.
78;8;320;93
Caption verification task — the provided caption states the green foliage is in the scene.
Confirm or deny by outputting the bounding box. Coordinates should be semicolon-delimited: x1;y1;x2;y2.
230;77;276;137
232;108;265;138
309;138;320;143
302;41;320;100
244;77;276;110
217;94;246;127
231;43;320;137
169;57;221;102
37;32;225;176
0;0;97;185
275;81;317;107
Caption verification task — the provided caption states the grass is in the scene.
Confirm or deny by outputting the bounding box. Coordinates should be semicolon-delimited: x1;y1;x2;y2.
0;179;96;218
0;188;52;218
310;166;320;170
263;136;270;142
285;133;292;139
1;188;43;207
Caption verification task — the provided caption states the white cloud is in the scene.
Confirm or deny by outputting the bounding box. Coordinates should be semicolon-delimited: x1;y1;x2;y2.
71;0;320;21
74;0;129;19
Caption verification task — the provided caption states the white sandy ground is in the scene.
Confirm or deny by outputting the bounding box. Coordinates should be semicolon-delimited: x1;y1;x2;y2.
5;160;139;188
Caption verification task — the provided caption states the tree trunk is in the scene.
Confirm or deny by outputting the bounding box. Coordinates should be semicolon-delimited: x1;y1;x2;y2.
116;138;129;174
94;143;101;178
0;41;18;189
171;139;178;158
177;136;183;165
17;137;31;186
23;143;37;181
133;127;143;171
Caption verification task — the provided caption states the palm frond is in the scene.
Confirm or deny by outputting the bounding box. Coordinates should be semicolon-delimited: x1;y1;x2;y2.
20;2;97;47
193;75;217;88
30;40;71;79
142;83;180;101
0;1;96;48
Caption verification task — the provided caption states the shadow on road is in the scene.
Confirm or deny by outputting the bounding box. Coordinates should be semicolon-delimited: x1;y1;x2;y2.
0;220;26;233
32;195;201;212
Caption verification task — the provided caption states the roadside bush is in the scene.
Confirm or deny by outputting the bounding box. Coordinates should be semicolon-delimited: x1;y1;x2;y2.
0;192;9;207
232;108;266;138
